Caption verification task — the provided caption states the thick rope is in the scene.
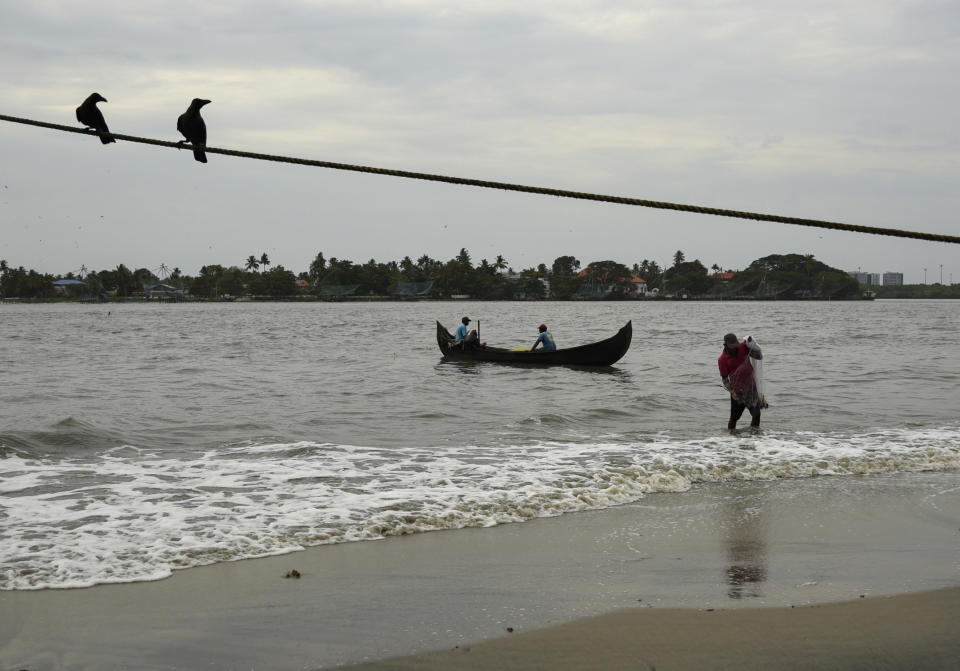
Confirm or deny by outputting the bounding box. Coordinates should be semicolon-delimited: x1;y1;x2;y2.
3;112;958;244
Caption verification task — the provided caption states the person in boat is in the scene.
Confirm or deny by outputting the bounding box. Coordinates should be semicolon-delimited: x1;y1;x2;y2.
454;316;481;349
718;332;767;431
530;323;557;352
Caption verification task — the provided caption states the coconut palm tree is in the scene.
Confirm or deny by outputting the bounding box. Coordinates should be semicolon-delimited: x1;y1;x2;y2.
245;255;260;272
260;253;270;273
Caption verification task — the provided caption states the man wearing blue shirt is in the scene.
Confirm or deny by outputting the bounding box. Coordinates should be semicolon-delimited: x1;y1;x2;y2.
531;323;557;352
455;317;471;343
454;316;484;349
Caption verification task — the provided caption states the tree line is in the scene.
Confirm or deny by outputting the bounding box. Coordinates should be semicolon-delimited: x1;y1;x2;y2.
0;251;898;301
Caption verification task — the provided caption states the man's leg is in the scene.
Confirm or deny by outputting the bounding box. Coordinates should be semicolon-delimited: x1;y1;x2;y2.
748;406;761;428
729;397;746;431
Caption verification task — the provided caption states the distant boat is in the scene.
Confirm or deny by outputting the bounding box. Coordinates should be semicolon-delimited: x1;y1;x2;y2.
436;321;632;366
862;290;876;300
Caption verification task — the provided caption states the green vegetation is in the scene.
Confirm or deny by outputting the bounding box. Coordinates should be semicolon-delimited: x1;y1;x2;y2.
1;252;955;301
0;260;55;298
713;254;861;299
872;283;960;299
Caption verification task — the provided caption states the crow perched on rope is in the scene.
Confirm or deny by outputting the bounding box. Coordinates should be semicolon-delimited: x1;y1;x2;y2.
75;93;115;144
176;98;211;163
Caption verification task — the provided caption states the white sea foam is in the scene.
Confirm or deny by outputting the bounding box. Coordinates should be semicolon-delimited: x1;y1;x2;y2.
2;425;958;590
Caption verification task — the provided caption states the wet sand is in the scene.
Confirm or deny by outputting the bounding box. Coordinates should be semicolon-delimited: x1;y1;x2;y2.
2;472;958;670
343;587;960;671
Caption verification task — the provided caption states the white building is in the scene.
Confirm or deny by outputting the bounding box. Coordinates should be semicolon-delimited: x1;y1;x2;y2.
882;272;904;286
848;271;881;286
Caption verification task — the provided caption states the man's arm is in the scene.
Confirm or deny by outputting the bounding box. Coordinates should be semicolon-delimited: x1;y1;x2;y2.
745;336;762;360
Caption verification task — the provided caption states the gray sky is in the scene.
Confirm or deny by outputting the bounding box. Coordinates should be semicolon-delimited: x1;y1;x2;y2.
2;0;958;283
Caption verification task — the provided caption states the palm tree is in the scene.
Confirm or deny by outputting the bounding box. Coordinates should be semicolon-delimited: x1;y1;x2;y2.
245;255;260;272
494;254;508;273
260;253;271;274
416;254;434;272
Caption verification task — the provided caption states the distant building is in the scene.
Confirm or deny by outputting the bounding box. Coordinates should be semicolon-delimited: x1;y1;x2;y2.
53;278;87;292
574;270;647;298
848;271;880;286
882;272;903;286
144;283;185;299
628;275;648;296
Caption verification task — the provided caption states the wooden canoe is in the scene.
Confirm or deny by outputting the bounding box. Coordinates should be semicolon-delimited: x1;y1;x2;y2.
436;321;632;366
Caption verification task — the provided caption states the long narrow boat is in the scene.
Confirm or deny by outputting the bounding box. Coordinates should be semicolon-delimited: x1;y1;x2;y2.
436;321;632;366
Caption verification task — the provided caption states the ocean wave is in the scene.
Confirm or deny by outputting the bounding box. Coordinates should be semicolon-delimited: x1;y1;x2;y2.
1;425;958;590
0;417;131;459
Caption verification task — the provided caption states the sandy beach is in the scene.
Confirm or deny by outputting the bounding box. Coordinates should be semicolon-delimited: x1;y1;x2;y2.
2;471;959;670
343;588;960;671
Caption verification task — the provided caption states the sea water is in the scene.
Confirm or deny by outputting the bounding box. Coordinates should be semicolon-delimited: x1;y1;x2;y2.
1;299;958;590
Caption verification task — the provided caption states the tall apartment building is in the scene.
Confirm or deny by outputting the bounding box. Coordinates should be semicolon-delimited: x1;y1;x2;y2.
849;271;890;286
882;272;904;286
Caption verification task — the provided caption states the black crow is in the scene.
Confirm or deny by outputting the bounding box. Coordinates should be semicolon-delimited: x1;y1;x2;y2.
76;93;115;144
177;98;211;163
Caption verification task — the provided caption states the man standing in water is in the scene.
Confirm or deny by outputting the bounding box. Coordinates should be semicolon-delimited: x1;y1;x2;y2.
718;333;766;432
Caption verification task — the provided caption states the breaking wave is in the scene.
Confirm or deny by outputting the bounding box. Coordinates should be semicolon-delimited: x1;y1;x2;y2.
2;424;958;590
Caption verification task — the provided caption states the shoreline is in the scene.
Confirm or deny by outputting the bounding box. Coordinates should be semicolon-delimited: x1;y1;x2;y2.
341;587;960;671
5;295;960;303
2;471;958;670
7;290;960;305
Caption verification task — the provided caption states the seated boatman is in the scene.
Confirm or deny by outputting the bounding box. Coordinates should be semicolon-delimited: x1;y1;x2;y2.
454;316;480;349
531;323;557;352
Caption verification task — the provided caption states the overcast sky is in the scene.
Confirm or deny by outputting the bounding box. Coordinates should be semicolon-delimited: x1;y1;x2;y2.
2;0;957;283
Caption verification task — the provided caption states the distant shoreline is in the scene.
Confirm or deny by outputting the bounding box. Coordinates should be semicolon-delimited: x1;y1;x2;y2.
3;294;960;304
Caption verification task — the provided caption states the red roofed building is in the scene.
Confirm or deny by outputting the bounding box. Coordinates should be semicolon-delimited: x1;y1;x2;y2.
628;275;648;296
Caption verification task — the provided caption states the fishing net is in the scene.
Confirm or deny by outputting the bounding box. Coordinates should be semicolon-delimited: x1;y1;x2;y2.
748;337;769;407
727;337;768;409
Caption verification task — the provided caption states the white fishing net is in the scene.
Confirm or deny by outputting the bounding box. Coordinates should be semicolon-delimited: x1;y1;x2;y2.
727;336;768;408
748;337;768;407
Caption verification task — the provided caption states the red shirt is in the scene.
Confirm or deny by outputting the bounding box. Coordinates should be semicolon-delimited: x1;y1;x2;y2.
718;342;754;393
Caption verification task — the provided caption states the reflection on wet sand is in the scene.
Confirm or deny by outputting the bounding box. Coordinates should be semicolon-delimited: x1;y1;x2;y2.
723;486;768;599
